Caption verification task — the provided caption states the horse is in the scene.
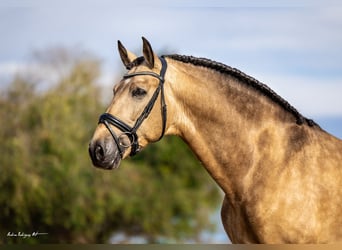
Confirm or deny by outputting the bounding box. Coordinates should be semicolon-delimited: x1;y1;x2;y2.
88;37;342;243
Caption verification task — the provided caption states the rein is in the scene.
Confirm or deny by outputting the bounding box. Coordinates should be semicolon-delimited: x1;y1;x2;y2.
98;56;168;157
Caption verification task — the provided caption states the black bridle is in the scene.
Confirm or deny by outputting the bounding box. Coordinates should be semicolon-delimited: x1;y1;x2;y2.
98;56;167;157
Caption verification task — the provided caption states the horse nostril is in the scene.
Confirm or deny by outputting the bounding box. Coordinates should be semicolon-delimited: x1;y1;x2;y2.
89;141;106;164
89;138;120;169
94;144;105;161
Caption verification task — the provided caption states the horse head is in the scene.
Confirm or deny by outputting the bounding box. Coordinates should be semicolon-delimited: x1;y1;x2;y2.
89;37;168;169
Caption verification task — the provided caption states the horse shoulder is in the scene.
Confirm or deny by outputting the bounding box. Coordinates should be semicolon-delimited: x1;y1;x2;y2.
237;125;342;243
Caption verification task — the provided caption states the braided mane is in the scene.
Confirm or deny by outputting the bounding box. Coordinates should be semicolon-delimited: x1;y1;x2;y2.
165;54;316;127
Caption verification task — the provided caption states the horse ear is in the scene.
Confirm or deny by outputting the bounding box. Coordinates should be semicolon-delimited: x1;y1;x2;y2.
142;37;155;69
118;40;137;69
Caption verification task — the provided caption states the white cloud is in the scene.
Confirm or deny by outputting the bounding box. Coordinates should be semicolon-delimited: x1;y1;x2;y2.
0;62;26;76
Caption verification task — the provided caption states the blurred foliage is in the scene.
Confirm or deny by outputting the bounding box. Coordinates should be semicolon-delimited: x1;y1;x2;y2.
0;48;220;243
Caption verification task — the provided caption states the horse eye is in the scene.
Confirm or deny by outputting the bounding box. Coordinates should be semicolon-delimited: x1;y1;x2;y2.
132;87;147;98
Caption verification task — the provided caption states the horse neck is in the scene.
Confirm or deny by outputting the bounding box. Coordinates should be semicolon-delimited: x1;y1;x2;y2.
165;59;294;196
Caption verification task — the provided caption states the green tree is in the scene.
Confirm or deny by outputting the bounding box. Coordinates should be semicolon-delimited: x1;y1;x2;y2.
0;48;220;243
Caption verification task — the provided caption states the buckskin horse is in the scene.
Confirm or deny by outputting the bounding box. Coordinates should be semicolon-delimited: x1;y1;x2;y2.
89;37;342;243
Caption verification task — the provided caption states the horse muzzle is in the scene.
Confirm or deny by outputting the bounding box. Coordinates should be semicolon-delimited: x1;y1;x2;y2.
88;136;122;170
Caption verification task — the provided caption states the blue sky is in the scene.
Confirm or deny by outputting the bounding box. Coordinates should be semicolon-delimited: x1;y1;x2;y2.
0;0;341;129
